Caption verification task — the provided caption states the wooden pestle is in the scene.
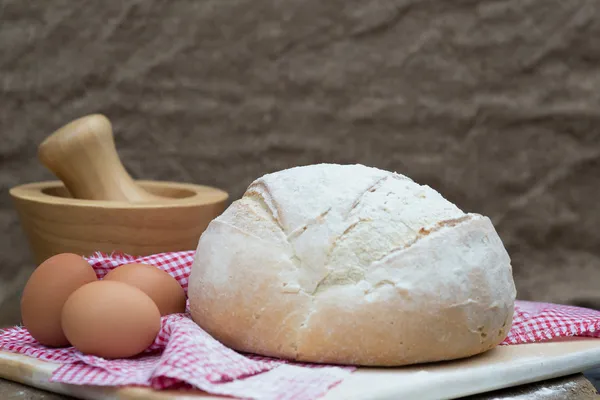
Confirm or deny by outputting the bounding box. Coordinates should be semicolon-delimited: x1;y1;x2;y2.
38;114;165;202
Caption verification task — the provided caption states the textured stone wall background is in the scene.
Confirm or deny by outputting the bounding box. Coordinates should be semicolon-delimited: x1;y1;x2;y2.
1;0;600;327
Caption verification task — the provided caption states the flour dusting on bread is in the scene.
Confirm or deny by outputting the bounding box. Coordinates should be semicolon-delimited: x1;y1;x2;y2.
188;163;516;366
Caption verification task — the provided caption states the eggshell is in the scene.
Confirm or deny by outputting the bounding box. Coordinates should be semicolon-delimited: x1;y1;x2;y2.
103;263;186;315
20;253;97;347
61;280;161;359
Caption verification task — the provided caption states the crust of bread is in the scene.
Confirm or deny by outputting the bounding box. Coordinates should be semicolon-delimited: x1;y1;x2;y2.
188;164;516;366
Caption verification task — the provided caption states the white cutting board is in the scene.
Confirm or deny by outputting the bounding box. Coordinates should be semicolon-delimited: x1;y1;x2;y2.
1;337;600;400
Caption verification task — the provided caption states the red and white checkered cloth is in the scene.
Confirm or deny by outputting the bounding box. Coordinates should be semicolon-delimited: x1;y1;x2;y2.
2;251;600;400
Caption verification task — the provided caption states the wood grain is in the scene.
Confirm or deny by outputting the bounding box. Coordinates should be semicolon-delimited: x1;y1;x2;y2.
9;113;229;264
9;180;228;264
38;114;165;203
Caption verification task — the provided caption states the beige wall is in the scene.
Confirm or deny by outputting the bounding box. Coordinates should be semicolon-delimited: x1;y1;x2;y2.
2;0;600;326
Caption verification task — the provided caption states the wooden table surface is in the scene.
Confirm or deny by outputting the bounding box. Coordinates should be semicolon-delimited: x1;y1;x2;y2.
1;373;598;400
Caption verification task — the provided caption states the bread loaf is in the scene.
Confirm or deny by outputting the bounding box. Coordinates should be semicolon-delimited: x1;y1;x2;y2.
188;164;516;366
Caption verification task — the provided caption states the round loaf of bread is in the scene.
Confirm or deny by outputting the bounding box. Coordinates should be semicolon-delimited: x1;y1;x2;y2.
188;164;516;366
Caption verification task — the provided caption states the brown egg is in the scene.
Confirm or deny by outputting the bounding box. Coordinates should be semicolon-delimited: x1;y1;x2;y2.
20;253;97;347
61;280;161;359
103;263;186;316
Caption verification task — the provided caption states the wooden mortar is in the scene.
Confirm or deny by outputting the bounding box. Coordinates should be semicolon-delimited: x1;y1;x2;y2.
9;114;229;264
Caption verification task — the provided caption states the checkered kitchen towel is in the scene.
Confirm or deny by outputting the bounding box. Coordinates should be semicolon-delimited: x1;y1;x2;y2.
2;251;600;400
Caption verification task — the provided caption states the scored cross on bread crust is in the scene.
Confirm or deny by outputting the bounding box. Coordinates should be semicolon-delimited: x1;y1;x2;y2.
188;164;516;366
